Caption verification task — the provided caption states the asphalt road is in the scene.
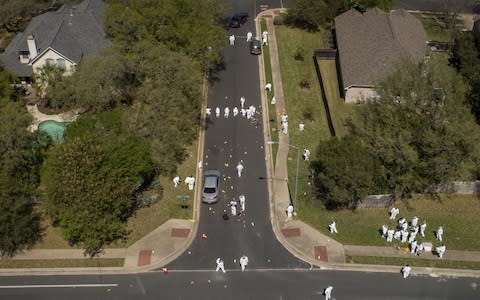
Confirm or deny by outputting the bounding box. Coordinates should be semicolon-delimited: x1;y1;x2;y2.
0;270;478;299
167;0;308;271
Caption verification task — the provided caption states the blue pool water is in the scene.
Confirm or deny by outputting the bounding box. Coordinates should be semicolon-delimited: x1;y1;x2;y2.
38;120;67;142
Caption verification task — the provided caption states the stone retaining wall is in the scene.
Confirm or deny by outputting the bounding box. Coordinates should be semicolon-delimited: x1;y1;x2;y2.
358;181;480;208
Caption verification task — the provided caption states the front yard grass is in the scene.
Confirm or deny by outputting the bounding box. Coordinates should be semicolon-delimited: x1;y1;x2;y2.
349;256;480;270
300;194;480;251
261;20;278;162
274;24;480;253
0;258;124;268
275;25;330;215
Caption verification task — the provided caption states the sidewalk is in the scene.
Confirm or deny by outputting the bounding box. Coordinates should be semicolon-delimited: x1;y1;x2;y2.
257;8;480;278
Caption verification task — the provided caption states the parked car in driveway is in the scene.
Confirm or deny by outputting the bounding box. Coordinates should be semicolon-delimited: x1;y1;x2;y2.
229;12;248;28
202;170;221;203
249;39;262;55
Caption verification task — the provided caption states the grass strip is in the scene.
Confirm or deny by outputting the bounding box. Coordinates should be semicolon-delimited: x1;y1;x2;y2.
349;255;480;270
261;20;278;162
317;59;355;138
0;258;124;269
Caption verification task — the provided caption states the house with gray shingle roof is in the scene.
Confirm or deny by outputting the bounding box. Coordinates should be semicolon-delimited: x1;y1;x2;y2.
0;0;109;82
335;8;428;103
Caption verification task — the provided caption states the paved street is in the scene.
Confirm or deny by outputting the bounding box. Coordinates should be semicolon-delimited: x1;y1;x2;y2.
167;0;308;271
0;270;478;299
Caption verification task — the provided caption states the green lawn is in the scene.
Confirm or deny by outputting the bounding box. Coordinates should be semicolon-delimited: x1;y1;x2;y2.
413;13;455;42
0;258;124;269
317;59;356;137
349;256;480;270
300;194;480;251
274;24;480;252
261;20;278;161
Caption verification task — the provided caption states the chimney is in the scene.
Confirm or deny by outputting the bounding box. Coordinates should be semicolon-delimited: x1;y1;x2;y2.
27;35;38;59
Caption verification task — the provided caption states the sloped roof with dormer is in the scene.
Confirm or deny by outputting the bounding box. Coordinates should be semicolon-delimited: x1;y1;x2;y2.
0;0;109;77
335;8;428;90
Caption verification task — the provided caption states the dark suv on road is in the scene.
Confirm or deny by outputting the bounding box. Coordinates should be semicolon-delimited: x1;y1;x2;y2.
249;39;261;55
229;12;248;28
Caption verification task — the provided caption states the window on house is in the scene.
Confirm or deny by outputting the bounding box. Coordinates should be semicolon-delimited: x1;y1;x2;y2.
18;51;30;63
45;58;55;65
56;59;66;70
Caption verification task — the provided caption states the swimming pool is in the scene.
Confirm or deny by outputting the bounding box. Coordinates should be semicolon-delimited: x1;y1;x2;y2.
37;120;67;142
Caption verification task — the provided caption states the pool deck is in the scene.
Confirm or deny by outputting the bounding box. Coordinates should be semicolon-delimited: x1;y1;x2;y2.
27;104;80;131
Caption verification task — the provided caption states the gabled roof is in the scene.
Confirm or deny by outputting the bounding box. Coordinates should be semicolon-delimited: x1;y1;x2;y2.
335;8;427;89
0;0;109;77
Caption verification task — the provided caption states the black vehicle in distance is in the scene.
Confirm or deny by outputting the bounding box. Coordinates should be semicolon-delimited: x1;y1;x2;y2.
229;12;248;28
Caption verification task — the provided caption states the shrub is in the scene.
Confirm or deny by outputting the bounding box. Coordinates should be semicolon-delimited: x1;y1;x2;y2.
299;78;310;89
273;13;288;25
294;47;306;61
303;107;314;121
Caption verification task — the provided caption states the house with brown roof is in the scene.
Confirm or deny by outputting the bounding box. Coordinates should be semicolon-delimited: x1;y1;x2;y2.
334;8;428;103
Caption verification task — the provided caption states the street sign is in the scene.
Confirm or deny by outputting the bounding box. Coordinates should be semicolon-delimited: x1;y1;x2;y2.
177;194;190;208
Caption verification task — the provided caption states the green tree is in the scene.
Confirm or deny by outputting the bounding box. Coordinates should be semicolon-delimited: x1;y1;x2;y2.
33;63;64;105
287;0;392;30
348;58;480;197
312;136;385;209
0;150;41;257
41;112;153;255
124;40;202;174
0;0;50;29
453;31;480;122
0;67;15;99
50;53;129;111
0;98;41;256
104;0;225;66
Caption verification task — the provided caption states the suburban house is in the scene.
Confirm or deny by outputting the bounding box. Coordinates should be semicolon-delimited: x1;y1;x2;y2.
334;8;428;103
0;0;109;83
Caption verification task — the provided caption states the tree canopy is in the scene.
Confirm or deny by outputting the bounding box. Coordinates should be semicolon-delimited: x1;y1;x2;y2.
104;0;225;66
0;97;42;256
287;0;392;30
41;111;154;255
312;135;385;209
453;31;480;122
312;58;480;208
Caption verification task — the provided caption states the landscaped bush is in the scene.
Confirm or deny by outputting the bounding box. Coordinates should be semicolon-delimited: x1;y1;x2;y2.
273;13;288;25
299;78;310;89
303;107;314;121
294;47;306;61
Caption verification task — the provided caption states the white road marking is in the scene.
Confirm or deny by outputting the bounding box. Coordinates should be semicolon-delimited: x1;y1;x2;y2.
0;283;118;289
